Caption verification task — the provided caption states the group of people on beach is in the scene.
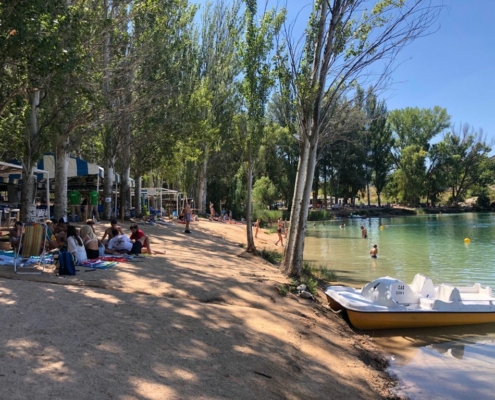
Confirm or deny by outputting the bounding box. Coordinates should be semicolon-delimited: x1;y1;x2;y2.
9;217;159;265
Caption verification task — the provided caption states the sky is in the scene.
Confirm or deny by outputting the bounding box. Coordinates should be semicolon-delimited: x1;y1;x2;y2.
191;0;495;146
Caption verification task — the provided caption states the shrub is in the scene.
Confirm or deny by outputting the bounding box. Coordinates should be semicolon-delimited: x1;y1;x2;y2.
259;248;282;264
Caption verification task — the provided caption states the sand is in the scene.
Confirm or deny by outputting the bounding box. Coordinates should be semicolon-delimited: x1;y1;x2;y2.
0;218;399;399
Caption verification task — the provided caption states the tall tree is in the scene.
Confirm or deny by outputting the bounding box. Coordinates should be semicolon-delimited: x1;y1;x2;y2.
280;0;442;277
238;0;285;253
441;124;494;205
365;90;393;206
388;106;450;205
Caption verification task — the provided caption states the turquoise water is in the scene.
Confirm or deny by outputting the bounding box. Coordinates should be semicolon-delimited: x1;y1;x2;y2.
304;213;495;287
304;213;495;399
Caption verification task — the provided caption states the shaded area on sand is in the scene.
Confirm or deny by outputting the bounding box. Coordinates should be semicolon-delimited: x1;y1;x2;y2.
0;219;397;399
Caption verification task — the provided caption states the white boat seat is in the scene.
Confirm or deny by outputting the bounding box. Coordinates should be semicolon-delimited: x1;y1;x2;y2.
435;284;461;302
410;273;436;298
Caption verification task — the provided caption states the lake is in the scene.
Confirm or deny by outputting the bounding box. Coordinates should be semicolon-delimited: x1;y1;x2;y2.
304;213;495;399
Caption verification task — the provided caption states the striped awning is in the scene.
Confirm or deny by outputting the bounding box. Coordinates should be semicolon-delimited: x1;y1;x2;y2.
37;154;104;179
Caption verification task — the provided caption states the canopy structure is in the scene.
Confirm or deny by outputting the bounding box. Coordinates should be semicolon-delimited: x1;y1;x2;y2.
0;161;50;206
141;188;181;215
37;154;104;179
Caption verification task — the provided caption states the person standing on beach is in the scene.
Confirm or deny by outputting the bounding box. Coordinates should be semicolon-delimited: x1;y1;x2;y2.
361;226;368;239
254;219;260;238
370;244;378;258
275;217;284;246
183;199;192;234
209;202;215;221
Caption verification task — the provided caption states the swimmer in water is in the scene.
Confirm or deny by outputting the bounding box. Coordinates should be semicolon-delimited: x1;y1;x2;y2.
370;244;378;258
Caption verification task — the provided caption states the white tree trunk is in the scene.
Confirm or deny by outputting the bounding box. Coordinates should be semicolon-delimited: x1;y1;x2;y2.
103;158;114;220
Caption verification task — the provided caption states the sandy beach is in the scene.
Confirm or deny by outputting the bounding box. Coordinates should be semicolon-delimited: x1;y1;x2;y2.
0;218;399;399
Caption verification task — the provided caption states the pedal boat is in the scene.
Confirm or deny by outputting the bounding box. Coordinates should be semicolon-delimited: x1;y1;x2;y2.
325;274;495;330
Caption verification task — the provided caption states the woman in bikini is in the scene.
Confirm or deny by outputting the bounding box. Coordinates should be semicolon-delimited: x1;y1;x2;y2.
80;225;99;259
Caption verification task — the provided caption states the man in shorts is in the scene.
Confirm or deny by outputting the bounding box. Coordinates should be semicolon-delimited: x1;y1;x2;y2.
129;223;160;254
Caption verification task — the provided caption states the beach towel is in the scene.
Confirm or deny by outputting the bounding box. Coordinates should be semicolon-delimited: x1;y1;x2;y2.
80;260;117;269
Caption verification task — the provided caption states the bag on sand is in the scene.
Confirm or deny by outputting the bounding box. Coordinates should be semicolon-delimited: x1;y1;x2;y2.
58;249;76;275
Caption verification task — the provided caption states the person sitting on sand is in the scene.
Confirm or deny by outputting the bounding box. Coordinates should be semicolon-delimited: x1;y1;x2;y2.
370;244;378;258
106;229;141;255
129;223;164;254
53;217;68;248
80;225;100;259
9;221;23;250
102;219;124;244
67;225;88;265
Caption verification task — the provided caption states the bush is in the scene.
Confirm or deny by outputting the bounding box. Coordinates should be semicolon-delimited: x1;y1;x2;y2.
259;248;282;264
308;210;330;221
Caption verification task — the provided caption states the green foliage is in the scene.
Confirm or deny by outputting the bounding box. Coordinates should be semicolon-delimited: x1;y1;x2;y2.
388;107;451;206
277;284;289;297
259;248;282;264
307;210;330;221
252;209;284;226
252;176;278;209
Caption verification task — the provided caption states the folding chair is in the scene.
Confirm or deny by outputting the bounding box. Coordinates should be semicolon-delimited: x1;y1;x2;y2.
14;222;48;274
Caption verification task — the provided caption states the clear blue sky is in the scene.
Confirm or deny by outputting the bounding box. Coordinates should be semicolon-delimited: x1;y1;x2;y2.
192;0;495;146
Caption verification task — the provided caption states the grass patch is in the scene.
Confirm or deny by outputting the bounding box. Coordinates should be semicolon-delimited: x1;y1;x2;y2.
277;284;289;297
285;262;339;296
259;248;282;264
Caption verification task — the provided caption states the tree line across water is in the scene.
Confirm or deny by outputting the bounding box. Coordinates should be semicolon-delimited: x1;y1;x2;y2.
3;1;483;276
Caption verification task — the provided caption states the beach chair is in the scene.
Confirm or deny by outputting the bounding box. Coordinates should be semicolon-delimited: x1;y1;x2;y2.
14;222;48;274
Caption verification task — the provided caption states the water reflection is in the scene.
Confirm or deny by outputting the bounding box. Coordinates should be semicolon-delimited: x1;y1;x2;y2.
372;324;495;399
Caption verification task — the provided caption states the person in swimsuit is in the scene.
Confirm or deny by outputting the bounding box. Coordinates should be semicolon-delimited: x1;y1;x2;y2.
361;226;368;239
254;219;260;238
370;244;378;258
80;225;99;259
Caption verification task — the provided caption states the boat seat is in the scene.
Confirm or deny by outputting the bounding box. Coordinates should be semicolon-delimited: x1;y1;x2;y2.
430;284;462;311
410;274;436;298
435;284;461;302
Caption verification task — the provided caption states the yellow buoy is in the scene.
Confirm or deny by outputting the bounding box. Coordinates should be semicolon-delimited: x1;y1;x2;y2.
379;225;384;230
464;238;471;243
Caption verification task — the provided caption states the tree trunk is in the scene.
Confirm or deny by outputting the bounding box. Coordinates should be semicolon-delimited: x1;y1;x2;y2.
103;158;114;220
20;90;41;222
198;147;208;215
282;134;312;276
135;176;142;217
246;141;255;253
366;181;370;206
54;141;69;221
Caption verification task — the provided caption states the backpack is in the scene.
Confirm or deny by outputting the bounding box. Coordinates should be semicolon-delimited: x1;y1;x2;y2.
58;249;76;275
